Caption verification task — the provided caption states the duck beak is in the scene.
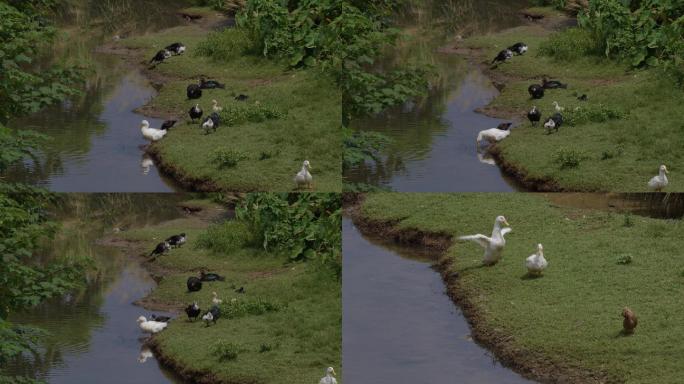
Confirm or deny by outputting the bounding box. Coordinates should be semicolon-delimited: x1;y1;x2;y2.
331;369;336;376
503;219;510;226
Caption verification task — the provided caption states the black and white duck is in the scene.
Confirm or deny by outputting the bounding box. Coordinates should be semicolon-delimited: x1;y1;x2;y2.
199;78;225;89
149;49;171;66
235;286;245;294
164;42;186;55
508;42;528;55
189;104;203;122
160;120;177;130
201;113;220;134
149;241;170;257
165;233;186;248
187;276;203;292
234;94;249;101
187;84;202;100
150;314;172;322
544;112;564;134
528;84;545;99
185;301;201;321
200;270;225;282
527;106;541;125
202;305;221;327
491;49;513;65
542;77;568;89
577;94;588;101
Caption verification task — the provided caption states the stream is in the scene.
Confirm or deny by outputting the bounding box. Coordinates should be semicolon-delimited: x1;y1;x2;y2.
344;0;530;192
342;218;534;383
4;195;189;383
4;1;190;192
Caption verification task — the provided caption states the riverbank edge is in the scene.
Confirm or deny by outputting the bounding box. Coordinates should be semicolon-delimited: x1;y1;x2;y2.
449;8;587;192
344;193;620;384
98;201;254;384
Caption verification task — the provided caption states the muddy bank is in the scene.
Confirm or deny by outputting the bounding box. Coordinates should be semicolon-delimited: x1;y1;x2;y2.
345;195;619;384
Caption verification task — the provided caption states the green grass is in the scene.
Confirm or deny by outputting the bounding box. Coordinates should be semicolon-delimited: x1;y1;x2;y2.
359;193;684;383
121;13;341;192
118;201;340;383
462;10;684;192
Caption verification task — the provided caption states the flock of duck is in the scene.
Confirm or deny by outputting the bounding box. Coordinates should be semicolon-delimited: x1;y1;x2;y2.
479;42;671;191
141;42;315;189
458;215;638;335
136;231;338;383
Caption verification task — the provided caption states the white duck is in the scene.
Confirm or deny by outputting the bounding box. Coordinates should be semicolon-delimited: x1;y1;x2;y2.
647;164;669;191
140;120;167;142
136;316;167;334
476;126;511;147
552;101;564;113
211;291;222;305
212;99;223;113
458;216;511;266
319;367;337;384
294;160;313;189
525;243;548;276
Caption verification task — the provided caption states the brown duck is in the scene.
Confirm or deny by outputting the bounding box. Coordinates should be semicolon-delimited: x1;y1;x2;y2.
622;307;638;334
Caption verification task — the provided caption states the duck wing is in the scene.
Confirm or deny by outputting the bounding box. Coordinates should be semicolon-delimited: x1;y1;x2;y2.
500;227;512;237
458;234;492;248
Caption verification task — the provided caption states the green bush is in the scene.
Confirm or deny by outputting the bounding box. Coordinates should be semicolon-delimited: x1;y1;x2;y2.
539;27;601;60
213;149;249;169
564;104;625;126
211;341;241;361
554;148;585;169
343;127;390;170
195;28;251;60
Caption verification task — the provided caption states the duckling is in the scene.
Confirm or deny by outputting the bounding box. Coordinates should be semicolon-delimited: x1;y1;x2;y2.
294;160;313;189
164;42;186;55
211;99;223;113
140;120;167;142
187;84;202;100
189;104;203;122
211;291;223;305
622;307;637;334
525;243;547;276
542;77;568;89
527;106;541;125
319;367;337;384
528;84;545;99
647;164;669;191
491;49;513;65
552;101;564;113
508;42;528;55
185;301;201;321
187;276;203;292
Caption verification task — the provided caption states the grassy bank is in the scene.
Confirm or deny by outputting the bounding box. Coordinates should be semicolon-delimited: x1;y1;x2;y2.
356;193;684;383
459;8;684;192
116;198;341;383
119;8;341;192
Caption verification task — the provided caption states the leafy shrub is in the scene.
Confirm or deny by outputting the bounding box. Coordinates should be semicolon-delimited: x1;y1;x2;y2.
196;221;253;252
236;193;341;274
259;343;274;353
195;28;251;60
539;27;601;60
211;341;241;361
213;149;249;169
564;104;625;126
622;213;634;227
554;149;585;169
617;254;633;265
578;0;684;68
221;298;283;319
343;127;390;169
218;103;284;127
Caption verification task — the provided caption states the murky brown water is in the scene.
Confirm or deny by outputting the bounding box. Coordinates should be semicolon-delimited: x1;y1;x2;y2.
344;0;530;191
